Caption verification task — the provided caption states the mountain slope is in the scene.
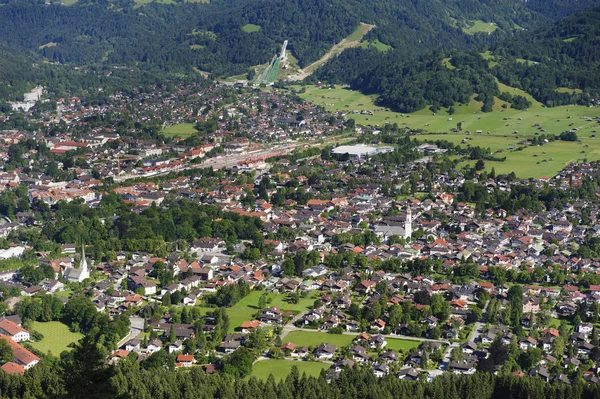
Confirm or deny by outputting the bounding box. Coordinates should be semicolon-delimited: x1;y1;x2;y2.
0;0;568;75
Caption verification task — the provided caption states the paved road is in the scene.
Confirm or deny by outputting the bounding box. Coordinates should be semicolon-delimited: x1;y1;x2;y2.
469;322;485;343
117;316;145;348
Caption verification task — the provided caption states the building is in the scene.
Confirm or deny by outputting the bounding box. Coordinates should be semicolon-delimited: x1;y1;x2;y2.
330;145;393;160
0;335;39;370
63;243;90;283
0;319;29;342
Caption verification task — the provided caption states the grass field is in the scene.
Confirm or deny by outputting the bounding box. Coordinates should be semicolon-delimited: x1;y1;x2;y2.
359;39;392;52
242;24;261;33
296;84;600;177
385;338;421;352
250;359;328;381
283;331;356;348
29;321;83;356
463;20;498;35
162;123;196;138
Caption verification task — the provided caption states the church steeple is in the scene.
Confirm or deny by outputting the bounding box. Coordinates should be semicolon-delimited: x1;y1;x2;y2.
80;240;88;274
405;207;412;240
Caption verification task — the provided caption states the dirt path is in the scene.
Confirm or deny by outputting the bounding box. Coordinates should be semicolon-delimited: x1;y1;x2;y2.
286;23;375;82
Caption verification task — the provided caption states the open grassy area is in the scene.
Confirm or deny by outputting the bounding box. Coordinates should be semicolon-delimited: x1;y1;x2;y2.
359;39;392;52
29;321;83;356
296;84;600;178
62;0;79;5
162;123;197;138
242;24;261;33
250;359;328;381
463;20;497;35
284;331;356;348
385;338;421;352
557;87;583;94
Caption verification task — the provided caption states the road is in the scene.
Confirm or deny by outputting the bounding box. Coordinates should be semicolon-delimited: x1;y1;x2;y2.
117;316;145;348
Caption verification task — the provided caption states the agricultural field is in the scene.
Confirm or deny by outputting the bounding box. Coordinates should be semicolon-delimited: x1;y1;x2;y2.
463;20;498;35
250;359;328;381
29;321;83;356
283;331;356;348
162;123;197;138
296;84;600;177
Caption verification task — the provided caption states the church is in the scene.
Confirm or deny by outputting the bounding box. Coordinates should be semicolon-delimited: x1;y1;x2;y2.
63;243;90;283
373;207;413;241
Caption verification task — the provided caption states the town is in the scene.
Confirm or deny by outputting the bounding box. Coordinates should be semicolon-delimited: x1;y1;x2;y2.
0;77;600;387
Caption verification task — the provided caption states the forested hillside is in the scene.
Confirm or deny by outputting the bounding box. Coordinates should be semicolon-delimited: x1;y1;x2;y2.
0;0;575;77
311;7;600;112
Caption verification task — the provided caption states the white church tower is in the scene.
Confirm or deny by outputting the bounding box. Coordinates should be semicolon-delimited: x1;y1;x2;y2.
404;207;412;240
79;241;90;281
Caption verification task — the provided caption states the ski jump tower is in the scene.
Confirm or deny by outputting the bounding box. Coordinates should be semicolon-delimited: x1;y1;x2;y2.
280;40;288;60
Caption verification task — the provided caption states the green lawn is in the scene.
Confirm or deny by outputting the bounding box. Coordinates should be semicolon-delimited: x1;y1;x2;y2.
463;20;498;35
283;331;356;348
250;359;328;381
233;290;319;313
385;338;421;352
162;123;197;138
29;321;83;356
242;24;261;33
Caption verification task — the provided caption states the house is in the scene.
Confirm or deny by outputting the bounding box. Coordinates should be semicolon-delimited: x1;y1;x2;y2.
219;340;241;354
1;362;25;375
260;307;282;324
369;335;387;349
0;319;30;342
0;335;39;370
372;362;389;377
314;343;337;360
125;338;141;352
146;339;162;354
176;354;196;367
168;340;183;354
370;319;386;332
397;367;419;380
450;360;476;374
529;365;550;382
240;320;260;333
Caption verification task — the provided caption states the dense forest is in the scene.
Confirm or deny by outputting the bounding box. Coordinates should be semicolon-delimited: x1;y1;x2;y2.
1;359;599;399
0;0;587;79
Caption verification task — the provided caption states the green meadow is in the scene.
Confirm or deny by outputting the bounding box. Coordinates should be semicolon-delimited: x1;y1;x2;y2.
296;85;600;177
162;123;197;138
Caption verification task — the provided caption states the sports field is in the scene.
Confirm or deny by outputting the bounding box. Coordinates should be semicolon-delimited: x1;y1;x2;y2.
162;123;196;138
250;359;328;381
29;321;83;356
